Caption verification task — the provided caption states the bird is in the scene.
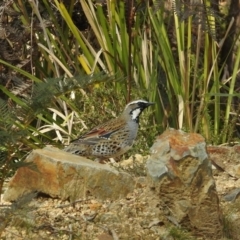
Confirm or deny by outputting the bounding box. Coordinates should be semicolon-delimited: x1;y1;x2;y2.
64;99;154;160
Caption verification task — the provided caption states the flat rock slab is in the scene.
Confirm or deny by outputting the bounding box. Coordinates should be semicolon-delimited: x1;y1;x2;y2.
3;147;134;202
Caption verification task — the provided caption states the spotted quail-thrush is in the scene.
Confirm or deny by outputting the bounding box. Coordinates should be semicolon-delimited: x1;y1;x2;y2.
64;100;154;159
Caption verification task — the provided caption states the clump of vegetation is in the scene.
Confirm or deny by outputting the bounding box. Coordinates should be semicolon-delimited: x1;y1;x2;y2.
0;192;37;236
222;200;240;239
169;226;196;240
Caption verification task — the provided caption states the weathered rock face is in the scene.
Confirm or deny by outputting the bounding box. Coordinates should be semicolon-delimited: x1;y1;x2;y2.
208;145;240;178
3;147;134;202
146;129;223;239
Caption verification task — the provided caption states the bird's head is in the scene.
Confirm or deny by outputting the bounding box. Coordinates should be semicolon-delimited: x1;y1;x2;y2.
123;99;155;123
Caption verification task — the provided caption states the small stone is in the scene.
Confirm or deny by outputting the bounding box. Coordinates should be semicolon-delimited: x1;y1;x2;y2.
223;188;240;202
97;233;114;240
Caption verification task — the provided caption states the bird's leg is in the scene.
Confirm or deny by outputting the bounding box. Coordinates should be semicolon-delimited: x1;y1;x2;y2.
94;158;108;164
109;158;116;163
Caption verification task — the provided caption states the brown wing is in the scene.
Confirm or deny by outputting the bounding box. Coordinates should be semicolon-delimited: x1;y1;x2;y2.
71;118;125;145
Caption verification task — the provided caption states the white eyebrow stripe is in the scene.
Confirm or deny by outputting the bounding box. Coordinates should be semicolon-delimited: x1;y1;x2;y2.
125;100;148;108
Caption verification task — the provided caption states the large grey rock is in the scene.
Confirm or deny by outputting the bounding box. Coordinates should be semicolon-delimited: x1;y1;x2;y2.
146;128;223;239
3;147;134;202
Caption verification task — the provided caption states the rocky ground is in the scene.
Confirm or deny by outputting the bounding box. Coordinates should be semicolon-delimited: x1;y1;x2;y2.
1;150;240;240
213;171;240;240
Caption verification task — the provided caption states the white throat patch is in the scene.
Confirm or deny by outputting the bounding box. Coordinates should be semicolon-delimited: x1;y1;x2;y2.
131;108;141;120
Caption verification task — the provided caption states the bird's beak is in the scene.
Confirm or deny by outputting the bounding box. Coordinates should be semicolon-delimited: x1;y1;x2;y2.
147;102;155;106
